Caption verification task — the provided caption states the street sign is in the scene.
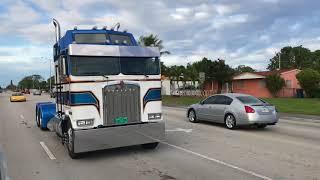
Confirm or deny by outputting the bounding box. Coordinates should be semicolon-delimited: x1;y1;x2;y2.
199;72;205;83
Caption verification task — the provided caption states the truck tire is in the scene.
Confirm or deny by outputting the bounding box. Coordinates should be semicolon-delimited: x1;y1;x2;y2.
141;142;159;149
66;121;79;159
257;124;267;129
36;109;40;127
36;109;46;130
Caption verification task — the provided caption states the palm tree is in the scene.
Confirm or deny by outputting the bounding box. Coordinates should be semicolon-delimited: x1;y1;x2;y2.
138;34;170;56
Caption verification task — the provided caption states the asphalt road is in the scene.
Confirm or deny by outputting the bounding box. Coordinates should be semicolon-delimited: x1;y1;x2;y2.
0;92;320;180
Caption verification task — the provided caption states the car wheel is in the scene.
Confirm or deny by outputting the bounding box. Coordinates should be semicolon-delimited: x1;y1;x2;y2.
66;121;79;159
257;124;267;129
225;114;236;129
141;142;159;149
188;109;198;123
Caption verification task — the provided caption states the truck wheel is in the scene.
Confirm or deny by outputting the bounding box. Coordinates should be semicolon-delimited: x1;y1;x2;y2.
257;124;267;129
36;109;40;127
141;142;159;149
37;110;46;130
66;121;79;159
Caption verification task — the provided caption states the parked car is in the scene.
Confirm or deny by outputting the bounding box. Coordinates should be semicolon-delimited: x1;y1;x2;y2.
187;93;279;129
33;90;42;96
24;89;30;94
10;92;26;102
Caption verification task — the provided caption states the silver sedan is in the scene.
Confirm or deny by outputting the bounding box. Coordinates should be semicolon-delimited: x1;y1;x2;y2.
187;93;279;129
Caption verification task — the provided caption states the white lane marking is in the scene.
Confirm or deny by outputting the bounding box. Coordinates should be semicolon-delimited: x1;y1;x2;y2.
166;128;193;133
40;142;56;160
160;141;273;180
20;115;24;119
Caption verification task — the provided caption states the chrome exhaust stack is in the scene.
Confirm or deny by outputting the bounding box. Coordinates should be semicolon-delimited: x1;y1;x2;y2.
111;22;120;31
52;18;61;44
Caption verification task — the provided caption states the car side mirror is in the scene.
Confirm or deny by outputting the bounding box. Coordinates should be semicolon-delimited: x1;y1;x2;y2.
199;101;204;105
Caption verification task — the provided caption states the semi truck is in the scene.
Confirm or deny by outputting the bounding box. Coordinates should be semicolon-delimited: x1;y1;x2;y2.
35;19;165;158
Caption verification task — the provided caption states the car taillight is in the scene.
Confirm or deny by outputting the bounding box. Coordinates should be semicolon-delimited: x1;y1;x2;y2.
245;106;255;113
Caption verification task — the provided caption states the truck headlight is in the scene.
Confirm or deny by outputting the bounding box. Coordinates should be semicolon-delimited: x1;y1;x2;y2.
148;113;162;120
77;119;94;127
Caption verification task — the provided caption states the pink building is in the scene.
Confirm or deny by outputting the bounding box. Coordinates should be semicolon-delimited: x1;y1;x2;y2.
204;69;301;98
232;69;301;98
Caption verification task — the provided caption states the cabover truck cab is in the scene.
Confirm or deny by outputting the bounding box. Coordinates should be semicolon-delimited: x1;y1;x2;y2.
36;19;164;158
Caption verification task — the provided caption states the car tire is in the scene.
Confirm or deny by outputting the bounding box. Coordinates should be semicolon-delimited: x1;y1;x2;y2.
188;109;198;123
141;142;159;149
225;114;236;130
257;124;267;129
66;121;79;159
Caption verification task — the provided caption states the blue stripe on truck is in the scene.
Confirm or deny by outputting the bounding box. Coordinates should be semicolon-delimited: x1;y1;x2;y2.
143;88;161;109
70;92;98;105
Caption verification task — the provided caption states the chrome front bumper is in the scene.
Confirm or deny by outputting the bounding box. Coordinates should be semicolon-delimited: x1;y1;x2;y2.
73;121;165;153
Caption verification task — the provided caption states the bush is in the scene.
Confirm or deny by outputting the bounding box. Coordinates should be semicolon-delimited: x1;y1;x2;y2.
296;69;320;97
265;74;285;97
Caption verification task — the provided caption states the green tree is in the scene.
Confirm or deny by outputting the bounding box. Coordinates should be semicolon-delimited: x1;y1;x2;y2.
267;46;313;70
235;65;256;73
18;74;45;89
296;68;320;97
160;62;169;76
311;50;320;72
138;34;170;56
209;59;235;93
185;63;198;87
265;74;285;97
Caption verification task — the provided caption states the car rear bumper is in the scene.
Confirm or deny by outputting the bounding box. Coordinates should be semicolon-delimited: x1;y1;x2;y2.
238;113;279;125
73;121;165;153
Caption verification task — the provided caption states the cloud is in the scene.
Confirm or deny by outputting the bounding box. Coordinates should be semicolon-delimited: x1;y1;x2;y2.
1;0;320;86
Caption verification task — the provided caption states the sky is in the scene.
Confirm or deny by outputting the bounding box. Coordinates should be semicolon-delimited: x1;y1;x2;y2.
1;0;320;87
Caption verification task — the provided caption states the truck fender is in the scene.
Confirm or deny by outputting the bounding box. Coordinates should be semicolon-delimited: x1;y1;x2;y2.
35;102;57;129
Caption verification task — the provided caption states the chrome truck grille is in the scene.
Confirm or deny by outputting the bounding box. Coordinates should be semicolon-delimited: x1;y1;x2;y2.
103;84;141;126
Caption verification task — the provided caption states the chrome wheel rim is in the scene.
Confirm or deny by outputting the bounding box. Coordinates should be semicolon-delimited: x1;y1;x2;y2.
68;128;73;150
189;111;195;122
226;115;235;128
39;115;42;127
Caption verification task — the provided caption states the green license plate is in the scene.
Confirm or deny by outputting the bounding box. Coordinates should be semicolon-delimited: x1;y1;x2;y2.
114;117;128;125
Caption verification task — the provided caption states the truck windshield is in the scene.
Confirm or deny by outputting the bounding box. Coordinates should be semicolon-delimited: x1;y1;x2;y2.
70;56;160;76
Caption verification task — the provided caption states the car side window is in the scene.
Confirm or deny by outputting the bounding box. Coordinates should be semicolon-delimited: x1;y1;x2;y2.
212;95;225;105
202;96;216;104
225;96;233;105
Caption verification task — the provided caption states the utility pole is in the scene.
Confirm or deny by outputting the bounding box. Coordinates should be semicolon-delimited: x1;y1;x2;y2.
49;61;52;92
40;57;52;92
278;53;281;70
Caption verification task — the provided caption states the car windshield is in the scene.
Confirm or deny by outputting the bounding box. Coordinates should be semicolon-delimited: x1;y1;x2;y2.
12;93;23;96
236;96;264;104
70;56;160;76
